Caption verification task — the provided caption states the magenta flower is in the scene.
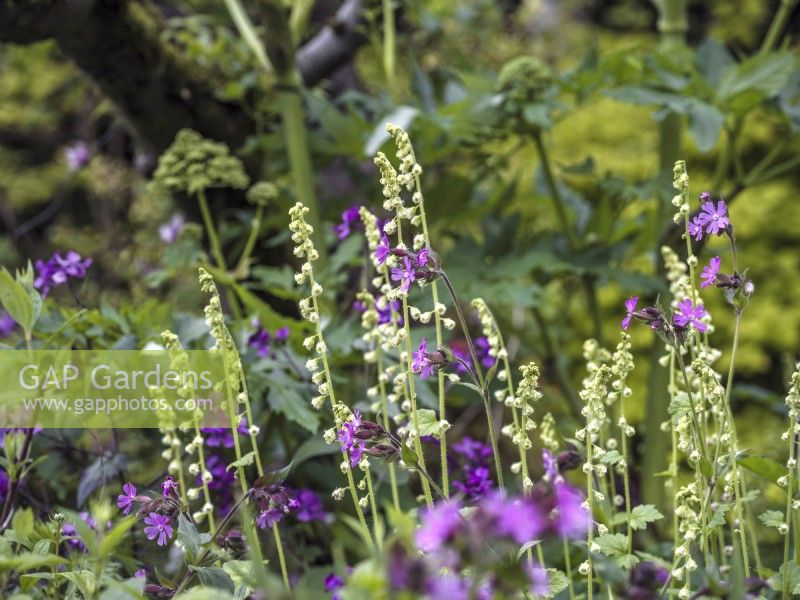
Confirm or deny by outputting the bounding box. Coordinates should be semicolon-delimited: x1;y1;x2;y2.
275;326;290;342
485;493;545;544
161;476;178;497
325;573;345;600
415;499;463;553
553;481;590;538
621;296;638;330
116;483;138;515
700;256;721;289
134;568;146;578
412;338;435;378
333;205;362;240
375;234;391;264
34;251;92;297
65;142;91;172
143;513;173;546
391;256;416;293
695;199;729;236
673;298;708;333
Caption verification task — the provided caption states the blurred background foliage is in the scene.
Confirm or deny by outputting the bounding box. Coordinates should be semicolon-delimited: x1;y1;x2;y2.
1;0;799;563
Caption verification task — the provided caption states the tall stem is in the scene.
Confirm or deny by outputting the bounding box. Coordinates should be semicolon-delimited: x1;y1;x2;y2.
760;0;799;53
440;272;505;488
722;312;750;577
382;0;396;91
197;190;242;319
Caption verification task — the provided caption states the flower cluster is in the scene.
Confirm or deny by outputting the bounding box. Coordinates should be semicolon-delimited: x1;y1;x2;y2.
450;437;494;500
337;410;398;467
247;320;289;358
34;251;92;297
687;194;730;241
332;204;363;240
116;477;180;546
252;481;299;530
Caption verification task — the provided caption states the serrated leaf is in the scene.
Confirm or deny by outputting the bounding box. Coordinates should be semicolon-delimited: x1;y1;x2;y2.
417;408;445;439
758;509;785;529
628;505;664;530
593;533;628;558
599;450;623;465
541;569;569;598
706;503;732;532
618;553;640;569
770;561;800;592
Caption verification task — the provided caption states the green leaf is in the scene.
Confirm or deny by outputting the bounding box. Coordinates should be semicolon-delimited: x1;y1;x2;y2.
617;554;640;569
687;101;723;152
717;52;796;100
0;269;35;334
194;566;235;594
226;451;256;471
12;508;34;540
416;408;446;439
769;561;800;592
758;509;785;530
628;505;664;530
706;503;732;532
78;453;128;507
737;454;788;486
599;450;623;466
400;444;419;466
99;517;137;556
177;514;205;562
593;533;628;558
542;569;569;598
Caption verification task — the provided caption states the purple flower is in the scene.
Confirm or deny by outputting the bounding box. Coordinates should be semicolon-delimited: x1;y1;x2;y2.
376;296;402;326
34;251;92;297
62;512;103;551
688;218;703;241
553;481;590;538
275;326;290;342
161;476;178;497
338;411;365;467
293;488;327;522
695;199;730;236
256;508;285;529
452;437;492;464
143;513;173;546
621;296;638;330
699;192;712;203
474;336;496;369
0;311;14;338
542;449;559;481
412;338;435;378
483;492;544;544
391;256;416;293
375;234;391;265
134;568;146;579
417;247;430;267
65;142;91;171
426;574;469;600
452;465;493;500
0;469;8;505
117;483;138;515
324;572;345;600
333;205;362;240
673;298;708;333
526;562;549;597
415;499;463;553
199;454;236;515
159;214;185;244
248;327;271;358
700;256;721;289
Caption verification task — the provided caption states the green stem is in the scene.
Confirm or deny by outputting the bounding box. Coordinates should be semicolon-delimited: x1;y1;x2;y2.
587;441;594;600
440;272;505;489
563;537;576;600
272;523;290;588
377;350;401;509
277;89;326;266
382;0;396;91
760;0;799;53
236;205;265;272
533;131;578;249
401;297;434;507
197;190;242;319
365;467;382;548
722;312;750;577
784;420;796;599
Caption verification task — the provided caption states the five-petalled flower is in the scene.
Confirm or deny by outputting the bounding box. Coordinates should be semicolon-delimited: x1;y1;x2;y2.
700;256;721;289
673;298;708;333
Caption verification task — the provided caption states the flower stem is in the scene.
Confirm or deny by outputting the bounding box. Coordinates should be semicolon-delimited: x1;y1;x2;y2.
272;523;290;588
365;466;382;548
401;297;434;507
377;350;401;509
197;190;242;319
235;205;265;273
439;271;505;489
